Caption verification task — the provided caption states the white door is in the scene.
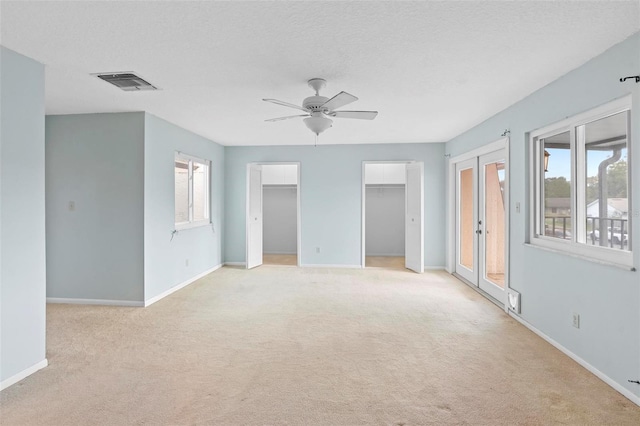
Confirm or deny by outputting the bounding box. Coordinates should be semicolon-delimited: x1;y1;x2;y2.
455;158;478;284
405;162;424;273
478;151;506;301
454;151;506;303
246;164;263;269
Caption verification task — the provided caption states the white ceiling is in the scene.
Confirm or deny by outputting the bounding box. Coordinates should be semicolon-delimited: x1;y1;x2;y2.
1;1;638;146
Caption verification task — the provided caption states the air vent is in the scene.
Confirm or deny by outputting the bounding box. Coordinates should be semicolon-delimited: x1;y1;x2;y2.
94;72;158;91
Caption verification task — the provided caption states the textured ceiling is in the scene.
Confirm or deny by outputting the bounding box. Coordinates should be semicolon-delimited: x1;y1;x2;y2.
1;1;638;146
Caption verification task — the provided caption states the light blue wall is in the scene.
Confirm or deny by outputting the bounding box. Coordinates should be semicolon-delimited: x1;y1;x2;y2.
224;143;445;267
0;47;47;383
143;114;224;302
45;113;145;302
445;32;640;398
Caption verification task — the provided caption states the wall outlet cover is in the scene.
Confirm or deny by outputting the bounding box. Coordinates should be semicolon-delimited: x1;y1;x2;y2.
507;290;521;313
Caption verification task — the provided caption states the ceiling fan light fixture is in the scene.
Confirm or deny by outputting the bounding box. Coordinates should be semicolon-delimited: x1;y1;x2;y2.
304;116;333;135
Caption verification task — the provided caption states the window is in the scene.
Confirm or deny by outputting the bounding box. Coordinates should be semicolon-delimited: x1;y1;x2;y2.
530;96;632;267
175;152;210;229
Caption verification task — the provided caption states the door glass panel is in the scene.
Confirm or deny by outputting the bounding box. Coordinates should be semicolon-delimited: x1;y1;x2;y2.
459;168;474;271
484;161;505;287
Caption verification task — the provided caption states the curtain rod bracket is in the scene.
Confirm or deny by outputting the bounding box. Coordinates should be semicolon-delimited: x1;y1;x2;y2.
619;75;640;83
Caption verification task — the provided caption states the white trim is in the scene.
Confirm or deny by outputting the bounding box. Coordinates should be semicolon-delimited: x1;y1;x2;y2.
447;137;509;273
47;298;144;307
263;251;297;255
175;220;211;231
448;138;507;164
529;95;632;139
528;95;633;268
509;312;640;406
144;264;221;307
300;264;362;269
361;160;413;268
523;243;634;271
224;262;246;267
425;266;446;270
0;359;48;391
246;162;302;267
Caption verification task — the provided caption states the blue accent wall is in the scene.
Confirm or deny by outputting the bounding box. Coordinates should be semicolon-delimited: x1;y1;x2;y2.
1;47;47;384
445;32;640;398
144;113;225;302
224;143;446;267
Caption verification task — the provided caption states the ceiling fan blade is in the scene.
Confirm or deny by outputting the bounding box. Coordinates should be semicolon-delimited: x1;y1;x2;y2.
265;114;309;122
321;91;358;111
262;98;308;112
330;110;378;120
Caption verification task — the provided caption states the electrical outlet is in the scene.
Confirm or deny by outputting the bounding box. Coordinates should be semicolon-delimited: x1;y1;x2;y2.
316;247;320;254
68;201;75;211
572;313;580;329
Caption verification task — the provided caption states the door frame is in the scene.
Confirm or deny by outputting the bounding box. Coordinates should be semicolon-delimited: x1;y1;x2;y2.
447;137;510;309
246;162;302;268
360;160;415;269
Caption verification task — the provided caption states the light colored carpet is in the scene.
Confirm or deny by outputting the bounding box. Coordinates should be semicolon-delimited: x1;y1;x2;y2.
366;256;405;269
263;254;297;266
1;267;639;425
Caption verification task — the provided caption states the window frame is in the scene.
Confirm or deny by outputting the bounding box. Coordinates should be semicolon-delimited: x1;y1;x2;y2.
529;95;633;268
174;152;211;230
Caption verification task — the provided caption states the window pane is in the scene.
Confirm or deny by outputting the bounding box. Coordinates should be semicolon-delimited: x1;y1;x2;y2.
193;161;209;222
542;131;572;240
175;159;189;224
583;111;629;250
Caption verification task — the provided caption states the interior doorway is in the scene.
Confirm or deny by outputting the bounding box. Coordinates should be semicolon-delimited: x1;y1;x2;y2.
454;148;507;304
361;161;423;273
246;163;300;269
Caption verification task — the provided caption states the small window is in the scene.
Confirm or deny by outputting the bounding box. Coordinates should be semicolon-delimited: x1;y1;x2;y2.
175;153;210;229
530;96;632;267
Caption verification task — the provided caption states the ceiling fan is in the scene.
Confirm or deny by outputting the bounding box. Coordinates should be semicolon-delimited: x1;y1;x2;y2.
263;78;378;136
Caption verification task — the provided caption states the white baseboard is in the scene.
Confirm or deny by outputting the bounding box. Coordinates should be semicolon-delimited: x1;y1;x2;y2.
300;264;362;269
263;251;297;255
144;264;222;307
425;266;446;270
1;358;48;391
224;262;246;267
509;312;640;406
47;298;144;307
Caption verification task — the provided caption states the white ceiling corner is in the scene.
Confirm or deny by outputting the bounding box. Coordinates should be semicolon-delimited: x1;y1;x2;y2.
1;1;638;147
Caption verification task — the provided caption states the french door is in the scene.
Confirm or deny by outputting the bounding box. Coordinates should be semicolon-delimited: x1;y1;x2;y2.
455;150;507;303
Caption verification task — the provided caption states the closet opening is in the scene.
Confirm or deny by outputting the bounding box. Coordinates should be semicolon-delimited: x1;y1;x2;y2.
261;164;299;266
362;161;423;273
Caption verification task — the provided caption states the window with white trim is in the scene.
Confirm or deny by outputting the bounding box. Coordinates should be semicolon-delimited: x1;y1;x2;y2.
530;96;632;267
175;152;210;229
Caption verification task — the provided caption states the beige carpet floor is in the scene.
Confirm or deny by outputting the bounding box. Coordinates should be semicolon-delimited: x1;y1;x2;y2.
263;254;297;266
1;266;639;425
366;256;405;269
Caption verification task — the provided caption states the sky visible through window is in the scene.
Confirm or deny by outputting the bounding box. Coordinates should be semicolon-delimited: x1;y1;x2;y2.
545;149;626;179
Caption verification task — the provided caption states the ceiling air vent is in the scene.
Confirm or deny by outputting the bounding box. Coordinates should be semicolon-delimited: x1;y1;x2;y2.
94;72;158;91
